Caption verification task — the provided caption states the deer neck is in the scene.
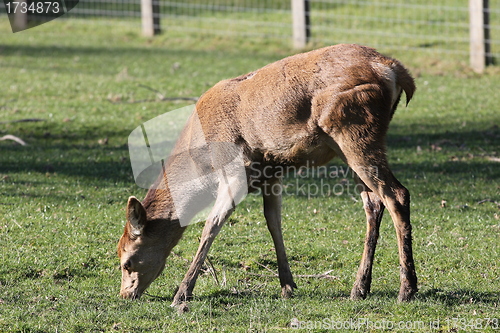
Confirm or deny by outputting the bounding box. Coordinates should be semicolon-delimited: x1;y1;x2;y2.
141;164;210;230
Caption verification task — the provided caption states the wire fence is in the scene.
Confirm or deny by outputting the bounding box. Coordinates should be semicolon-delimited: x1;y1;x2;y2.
2;0;499;62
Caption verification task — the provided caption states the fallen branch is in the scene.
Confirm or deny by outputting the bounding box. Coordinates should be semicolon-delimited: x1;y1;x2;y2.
204;256;220;286
171;255;338;282
296;270;338;279
107;97;198;104
107;84;198;104
171;251;190;263
138;84;166;100
246;270;338;280
253;262;338;280
171;251;221;286
0;118;45;124
256;262;278;275
0;134;26;145
486;156;500;163
477;199;500;209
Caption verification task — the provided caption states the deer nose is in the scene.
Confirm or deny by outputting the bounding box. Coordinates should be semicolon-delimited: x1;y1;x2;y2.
120;289;142;300
120;281;142;300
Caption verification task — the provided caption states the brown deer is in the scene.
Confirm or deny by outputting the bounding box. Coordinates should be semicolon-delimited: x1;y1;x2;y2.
117;44;418;308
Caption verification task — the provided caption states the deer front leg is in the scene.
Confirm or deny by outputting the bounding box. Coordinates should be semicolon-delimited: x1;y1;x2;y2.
171;187;236;309
351;180;385;300
262;178;297;298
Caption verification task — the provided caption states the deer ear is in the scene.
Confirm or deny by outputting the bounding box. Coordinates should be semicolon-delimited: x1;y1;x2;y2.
126;196;147;237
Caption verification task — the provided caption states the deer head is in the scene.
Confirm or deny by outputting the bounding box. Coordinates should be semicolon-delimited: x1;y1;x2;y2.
117;196;184;299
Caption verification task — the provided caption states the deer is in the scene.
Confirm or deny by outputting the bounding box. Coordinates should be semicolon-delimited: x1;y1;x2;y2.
117;44;418;310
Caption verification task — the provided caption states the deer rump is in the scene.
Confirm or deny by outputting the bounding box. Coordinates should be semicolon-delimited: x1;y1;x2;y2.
194;43;413;166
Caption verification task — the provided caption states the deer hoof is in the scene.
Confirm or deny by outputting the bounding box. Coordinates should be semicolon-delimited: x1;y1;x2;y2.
171;287;192;309
281;284;294;299
173;301;190;314
350;287;368;300
170;296;191;313
397;286;417;302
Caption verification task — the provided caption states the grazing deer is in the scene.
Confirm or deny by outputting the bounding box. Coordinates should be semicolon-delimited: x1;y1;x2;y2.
117;44;418;308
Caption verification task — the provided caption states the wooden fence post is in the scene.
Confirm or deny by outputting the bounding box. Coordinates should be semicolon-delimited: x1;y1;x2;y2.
141;0;161;37
469;0;491;73
291;0;310;49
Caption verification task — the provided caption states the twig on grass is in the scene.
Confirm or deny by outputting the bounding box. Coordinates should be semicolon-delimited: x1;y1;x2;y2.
170;254;337;285
171;251;221;286
138;84;199;102
171;251;190;264
142;292;170;301
246;271;338;280
138;84;167;100
204;256;220;286
256;262;278;275
107;84;198;104
295;270;338;279
477;199;500;209
246;272;278;278
253;262;338;280
0;118;45;124
0;134;26;146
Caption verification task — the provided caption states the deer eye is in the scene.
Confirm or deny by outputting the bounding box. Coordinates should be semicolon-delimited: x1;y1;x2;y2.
122;260;132;271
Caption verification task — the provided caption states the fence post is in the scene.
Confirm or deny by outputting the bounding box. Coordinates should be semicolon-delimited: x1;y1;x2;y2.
291;0;310;48
141;0;161;37
469;0;490;73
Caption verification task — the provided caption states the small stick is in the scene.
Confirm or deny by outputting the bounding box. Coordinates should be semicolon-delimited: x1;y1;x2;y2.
138;84;166;100
0;135;26;145
477;199;500;209
171;251;190;263
138;84;198;102
204;256;220;286
107;96;198;104
256;262;279;275
0;118;45;124
250;264;338;280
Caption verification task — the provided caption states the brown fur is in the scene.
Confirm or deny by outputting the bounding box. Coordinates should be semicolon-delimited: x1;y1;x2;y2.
118;44;418;307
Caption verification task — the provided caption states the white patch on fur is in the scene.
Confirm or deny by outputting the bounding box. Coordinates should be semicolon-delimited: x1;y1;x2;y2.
245;72;256;80
371;62;401;109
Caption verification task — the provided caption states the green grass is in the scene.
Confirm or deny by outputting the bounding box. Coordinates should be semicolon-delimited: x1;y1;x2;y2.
1;18;499;332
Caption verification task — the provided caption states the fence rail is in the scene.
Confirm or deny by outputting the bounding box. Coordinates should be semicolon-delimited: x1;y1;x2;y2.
2;0;498;70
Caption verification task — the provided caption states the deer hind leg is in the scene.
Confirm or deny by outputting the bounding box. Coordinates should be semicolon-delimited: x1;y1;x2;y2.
316;84;417;301
171;182;237;308
350;175;385;300
262;178;297;298
337;142;417;302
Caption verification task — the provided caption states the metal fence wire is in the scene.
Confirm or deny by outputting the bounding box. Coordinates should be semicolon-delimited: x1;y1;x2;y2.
2;0;499;61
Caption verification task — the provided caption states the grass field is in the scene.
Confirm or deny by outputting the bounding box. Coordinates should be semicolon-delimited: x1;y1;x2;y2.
1;18;499;332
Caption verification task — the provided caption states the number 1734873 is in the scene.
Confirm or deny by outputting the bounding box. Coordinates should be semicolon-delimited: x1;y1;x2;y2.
5;1;60;14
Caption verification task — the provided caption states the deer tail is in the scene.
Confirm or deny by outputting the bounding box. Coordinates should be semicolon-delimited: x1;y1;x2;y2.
392;62;416;106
